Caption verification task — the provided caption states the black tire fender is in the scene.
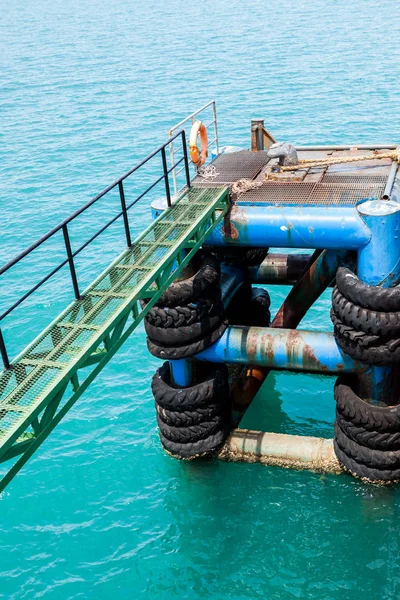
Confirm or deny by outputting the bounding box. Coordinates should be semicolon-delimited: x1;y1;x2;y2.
334;375;400;433
159;427;227;459
147;320;228;360
151;362;229;412
332;286;400;337
146;299;222;329
156;402;222;427
336;266;400;312
333;439;400;482
157;414;223;443
335;422;400;469
336;412;400;451
144;306;224;346
156;251;221;308
332;312;400;366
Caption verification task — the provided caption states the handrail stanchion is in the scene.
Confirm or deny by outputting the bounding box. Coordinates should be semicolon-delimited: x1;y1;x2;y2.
118;181;132;247
213;101;219;155
161;147;172;207
62;224;81;300
169;139;178;198
0;329;10;370
182;131;191;189
0;131;188;364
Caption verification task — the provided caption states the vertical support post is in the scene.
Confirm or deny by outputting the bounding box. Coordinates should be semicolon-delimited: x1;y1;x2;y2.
0;329;10;370
118;181;132;248
169;138;178;198
161;146;172;207
170;359;193;388
383;161;398;199
251;119;264;152
182;130;191;189
212;101;219;155
62;224;80;300
356;199;400;405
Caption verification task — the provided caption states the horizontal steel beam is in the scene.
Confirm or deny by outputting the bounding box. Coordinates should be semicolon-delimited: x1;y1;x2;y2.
247;252;312;284
206;205;371;250
196;326;369;374
218;429;342;475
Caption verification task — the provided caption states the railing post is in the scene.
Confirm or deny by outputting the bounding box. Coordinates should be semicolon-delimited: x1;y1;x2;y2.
62;224;80;300
118;181;132;247
0;329;10;370
161;146;172;207
182;130;191;189
169;138;178;198
213;101;219;155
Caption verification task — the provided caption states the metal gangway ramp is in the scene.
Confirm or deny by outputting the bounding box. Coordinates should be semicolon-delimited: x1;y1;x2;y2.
0;130;229;492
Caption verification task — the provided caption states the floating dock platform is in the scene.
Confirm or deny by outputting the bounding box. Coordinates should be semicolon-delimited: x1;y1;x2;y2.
1;101;400;491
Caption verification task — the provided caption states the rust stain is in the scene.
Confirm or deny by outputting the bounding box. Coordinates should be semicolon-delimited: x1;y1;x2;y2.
260;331;275;364
247;328;259;361
222;204;248;240
302;340;329;372
285;329;302;367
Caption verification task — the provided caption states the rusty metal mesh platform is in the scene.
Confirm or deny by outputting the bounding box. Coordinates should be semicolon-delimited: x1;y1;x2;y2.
236;179;387;206
321;174;388;185
192;150;389;205
193;150;270;186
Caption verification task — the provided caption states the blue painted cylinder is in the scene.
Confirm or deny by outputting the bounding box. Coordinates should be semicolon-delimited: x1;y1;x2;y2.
151;197;168;220
205;205;371;250
356;199;400;405
170;359;193;387
357;199;400;286
196;326;369;374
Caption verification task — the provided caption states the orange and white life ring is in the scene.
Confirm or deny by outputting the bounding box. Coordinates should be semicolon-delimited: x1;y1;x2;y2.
189;121;208;167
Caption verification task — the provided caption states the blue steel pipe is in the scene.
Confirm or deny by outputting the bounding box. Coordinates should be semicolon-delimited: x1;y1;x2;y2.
196;326;369;375
356;199;400;404
206;205;371;250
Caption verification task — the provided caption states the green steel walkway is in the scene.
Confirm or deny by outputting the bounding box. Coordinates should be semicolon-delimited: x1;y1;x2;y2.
0;185;229;491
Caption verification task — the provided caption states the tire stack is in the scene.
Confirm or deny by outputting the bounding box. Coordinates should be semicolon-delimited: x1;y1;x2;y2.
145;251;228;361
331;266;400;482
146;250;230;459
152;362;230;459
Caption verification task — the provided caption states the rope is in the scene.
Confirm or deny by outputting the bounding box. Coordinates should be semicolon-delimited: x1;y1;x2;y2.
230;178;263;198
197;164;262;199
197;165;220;179
279;150;400;172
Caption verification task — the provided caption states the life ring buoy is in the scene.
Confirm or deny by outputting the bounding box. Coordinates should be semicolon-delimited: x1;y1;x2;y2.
189;121;208;167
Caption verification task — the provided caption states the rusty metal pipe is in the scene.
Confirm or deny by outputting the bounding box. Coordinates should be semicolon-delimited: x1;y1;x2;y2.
206;205;370;250
272;249;348;328
248;252;312;284
218;429;342;474
228;249;346;420
196;326;369;374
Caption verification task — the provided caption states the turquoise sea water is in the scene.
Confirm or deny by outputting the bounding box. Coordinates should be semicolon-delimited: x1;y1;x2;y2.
2;0;400;598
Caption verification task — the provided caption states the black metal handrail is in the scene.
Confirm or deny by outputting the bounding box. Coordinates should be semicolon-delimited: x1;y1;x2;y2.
0;129;191;369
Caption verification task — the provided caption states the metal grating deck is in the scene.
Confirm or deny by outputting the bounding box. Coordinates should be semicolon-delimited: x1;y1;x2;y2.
321;174;388;185
192;150;389;205
193;150;270;186
0;186;229;474
236;179;387;206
